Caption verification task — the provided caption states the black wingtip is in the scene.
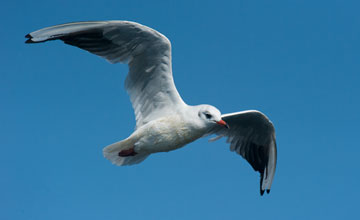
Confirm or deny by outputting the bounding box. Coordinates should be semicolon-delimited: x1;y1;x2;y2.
260;189;265;196
266;189;270;194
260;172;264;196
25;33;33;43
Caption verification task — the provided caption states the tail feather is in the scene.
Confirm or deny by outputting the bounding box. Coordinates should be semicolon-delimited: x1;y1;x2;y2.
103;139;149;166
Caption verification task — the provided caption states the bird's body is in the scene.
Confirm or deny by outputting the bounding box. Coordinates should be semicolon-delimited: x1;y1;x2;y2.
127;113;202;154
26;20;277;195
104;104;219;165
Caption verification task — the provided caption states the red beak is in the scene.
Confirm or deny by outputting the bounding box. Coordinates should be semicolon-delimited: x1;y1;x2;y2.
216;120;229;129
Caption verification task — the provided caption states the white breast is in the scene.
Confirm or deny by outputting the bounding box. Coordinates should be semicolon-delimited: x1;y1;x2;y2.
132;115;204;153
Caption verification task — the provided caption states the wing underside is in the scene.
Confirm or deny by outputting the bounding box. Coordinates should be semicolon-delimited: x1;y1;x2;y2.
25;21;186;128
211;110;277;195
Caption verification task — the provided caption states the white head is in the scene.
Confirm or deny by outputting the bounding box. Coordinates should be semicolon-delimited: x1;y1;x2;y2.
196;105;229;129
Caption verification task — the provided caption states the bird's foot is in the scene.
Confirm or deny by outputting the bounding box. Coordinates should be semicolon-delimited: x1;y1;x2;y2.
118;147;137;157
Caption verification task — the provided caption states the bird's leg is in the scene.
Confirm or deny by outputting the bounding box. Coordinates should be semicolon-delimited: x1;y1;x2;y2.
118;147;137;157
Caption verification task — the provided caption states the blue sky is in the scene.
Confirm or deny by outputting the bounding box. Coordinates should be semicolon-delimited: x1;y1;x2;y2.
1;0;360;219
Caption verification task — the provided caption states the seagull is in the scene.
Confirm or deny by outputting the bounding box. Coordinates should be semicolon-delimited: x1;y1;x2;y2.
25;21;277;195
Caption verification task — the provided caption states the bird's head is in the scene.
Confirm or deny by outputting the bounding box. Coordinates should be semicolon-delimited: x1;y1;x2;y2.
197;105;229;129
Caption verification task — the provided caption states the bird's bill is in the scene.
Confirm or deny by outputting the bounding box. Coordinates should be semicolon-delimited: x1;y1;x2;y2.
216;120;229;129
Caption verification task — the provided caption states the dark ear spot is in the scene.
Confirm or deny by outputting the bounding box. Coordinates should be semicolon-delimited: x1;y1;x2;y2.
205;113;212;119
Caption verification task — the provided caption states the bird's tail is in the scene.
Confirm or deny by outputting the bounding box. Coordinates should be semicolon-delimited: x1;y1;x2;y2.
103;139;149;166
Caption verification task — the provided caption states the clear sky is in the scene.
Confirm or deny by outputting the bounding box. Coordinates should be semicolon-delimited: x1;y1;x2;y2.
1;0;359;219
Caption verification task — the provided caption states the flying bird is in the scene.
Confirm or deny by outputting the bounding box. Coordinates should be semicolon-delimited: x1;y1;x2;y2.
25;21;277;195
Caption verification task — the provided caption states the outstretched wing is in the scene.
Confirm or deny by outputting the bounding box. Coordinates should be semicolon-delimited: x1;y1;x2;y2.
25;21;186;128
210;110;277;195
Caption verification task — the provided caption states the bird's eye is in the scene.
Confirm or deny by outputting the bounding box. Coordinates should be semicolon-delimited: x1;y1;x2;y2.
204;113;212;119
